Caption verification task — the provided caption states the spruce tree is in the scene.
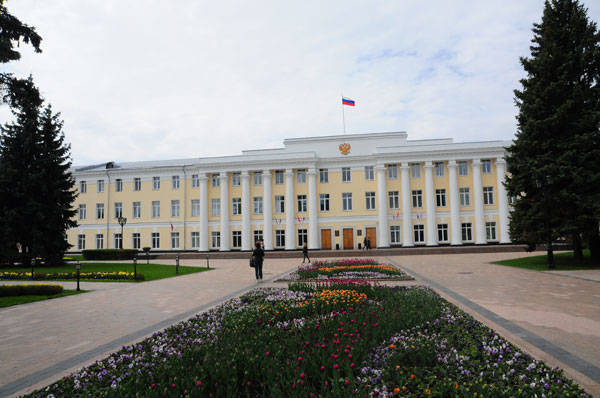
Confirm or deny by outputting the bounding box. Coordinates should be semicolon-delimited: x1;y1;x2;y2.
506;0;600;267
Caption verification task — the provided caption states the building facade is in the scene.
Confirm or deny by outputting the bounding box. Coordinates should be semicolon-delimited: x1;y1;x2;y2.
67;132;512;252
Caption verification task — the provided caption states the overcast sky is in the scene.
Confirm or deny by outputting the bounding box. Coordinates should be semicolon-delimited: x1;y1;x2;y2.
3;1;599;166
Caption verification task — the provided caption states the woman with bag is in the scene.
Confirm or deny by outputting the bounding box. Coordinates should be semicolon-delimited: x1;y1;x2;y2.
251;241;265;281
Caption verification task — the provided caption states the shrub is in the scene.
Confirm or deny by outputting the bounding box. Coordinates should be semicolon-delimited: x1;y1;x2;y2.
82;249;138;260
0;284;63;297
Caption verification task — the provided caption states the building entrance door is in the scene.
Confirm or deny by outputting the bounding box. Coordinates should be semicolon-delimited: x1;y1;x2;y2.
366;227;376;248
343;228;354;249
321;229;332;250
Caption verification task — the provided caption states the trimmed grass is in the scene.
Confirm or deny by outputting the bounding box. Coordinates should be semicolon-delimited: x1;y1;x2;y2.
0;289;85;308
492;249;600;271
0;262;212;282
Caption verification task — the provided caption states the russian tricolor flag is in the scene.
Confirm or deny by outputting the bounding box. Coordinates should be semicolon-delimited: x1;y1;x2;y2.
342;97;355;106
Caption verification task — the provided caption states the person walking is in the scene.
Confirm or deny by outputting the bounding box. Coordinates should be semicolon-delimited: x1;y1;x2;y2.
252;241;265;281
302;242;310;263
363;235;368;251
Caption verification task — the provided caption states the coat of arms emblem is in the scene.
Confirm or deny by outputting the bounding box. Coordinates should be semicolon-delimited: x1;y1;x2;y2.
338;143;351;155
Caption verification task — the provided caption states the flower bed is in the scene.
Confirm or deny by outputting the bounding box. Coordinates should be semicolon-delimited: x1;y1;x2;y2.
0;271;143;281
280;258;414;281
26;284;587;397
0;284;63;297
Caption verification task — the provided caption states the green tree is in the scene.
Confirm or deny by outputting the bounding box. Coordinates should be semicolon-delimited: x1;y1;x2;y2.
506;0;600;267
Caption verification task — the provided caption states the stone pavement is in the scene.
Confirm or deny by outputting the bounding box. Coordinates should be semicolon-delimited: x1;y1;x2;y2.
385;252;600;396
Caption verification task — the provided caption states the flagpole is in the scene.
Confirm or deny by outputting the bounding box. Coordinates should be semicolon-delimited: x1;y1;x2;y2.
341;95;346;134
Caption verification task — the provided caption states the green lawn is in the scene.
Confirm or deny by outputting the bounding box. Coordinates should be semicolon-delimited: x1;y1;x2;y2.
0;262;212;282
0;289;85;308
492;249;600;270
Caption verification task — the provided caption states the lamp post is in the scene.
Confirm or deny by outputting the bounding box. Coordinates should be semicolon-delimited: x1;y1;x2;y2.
175;254;179;275
117;216;127;249
133;256;137;281
76;261;81;291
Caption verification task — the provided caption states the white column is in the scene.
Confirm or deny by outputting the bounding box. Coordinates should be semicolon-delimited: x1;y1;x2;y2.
401;162;413;247
376;165;389;247
424;161;437;246
447;161;462;245
472;159;486;244
219;172;230;251
263;170;273;250
199;173;209;251
496;158;511;243
307;168;319;249
241;171;251;251
285;169;295;250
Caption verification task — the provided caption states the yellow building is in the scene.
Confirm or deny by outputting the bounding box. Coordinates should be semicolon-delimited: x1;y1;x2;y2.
67;131;511;252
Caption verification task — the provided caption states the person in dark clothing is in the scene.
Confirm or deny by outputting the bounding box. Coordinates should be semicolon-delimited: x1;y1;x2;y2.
367;238;371;250
302;242;310;263
252;241;265;280
363;236;368;251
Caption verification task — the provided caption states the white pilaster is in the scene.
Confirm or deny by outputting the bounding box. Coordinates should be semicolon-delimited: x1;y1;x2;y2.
241;171;251;251
496;158;511;243
376;165;389;247
285;169;295;250
401;162;413;247
472;159;486;244
447;161;462;245
199;173;209;251
219;172;230;251
263;170;273;250
424;161;437;246
307;168;319;249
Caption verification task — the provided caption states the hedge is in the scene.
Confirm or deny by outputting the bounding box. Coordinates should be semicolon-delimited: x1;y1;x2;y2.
0;284;63;297
82;249;138;260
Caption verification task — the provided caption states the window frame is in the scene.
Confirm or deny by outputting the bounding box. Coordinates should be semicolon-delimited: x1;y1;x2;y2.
211;231;220;249
232;231;242;248
97;179;104;193
297;229;307;247
390;225;401;244
482;159;492;174
274;195;285;214
320;193;330;212
411;190;423;208
461;223;473;241
152;200;160;218
77;234;86;250
458;161;468;176
413;224;425;243
232;197;242;215
115;178;123;192
483;186;495;205
319;168;328;183
459;187;470;206
296;169;306;184
132;233;140;249
152;176;160;190
171;200;180;217
172;175;180;190
297;194;307;212
387;164;398;179
151;232;160;249
80;180;87;193
486;221;497;240
342;167;351;183
96;203;105;219
275;229;285;248
410;163;421;179
191;199;200;217
211;198;220;217
435;162;445;177
388;191;399;209
134;177;142;191
191;231;200;249
78;204;86;220
253;196;263;214
211;174;220;187
274;170;284;185
437;223;449;242
435;189;447;207
114;202;123;219
95;233;103;249
365;191;376;210
253;171;262;185
231;172;241;186
342;192;353;211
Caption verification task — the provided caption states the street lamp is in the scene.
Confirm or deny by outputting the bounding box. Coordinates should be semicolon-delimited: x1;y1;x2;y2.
117;216;127;249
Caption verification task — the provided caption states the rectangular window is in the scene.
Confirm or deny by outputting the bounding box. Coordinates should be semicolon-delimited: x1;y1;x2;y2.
95;233;103;249
365;191;376;210
171;200;180;217
152;201;160;218
297;195;307;212
152;176;160;190
253;230;263;245
115;179;123;192
152;232;160;249
232;231;242;248
364;166;374;181
78;204;86;220
435;162;445;177
387;164;398;179
413;225;425;243
132;233;140;249
483;187;494;205
319;168;328;183
211;174;220;187
172;175;180;189
191;199;200;217
458;161;468;176
275;229;285;248
410;163;421;179
96;203;104;219
459;188;470;206
191;231;200;249
275;170;284;185
211;231;220;249
436;189;447;207
97;179;104;193
437;224;449;242
342;167;351;182
232;197;242;215
134;177;142;191
482;159;492;174
461;223;473;241
342;192;353;211
388;191;399;209
80;180;87;193
192;174;199;188
133;202;141;218
296;169;306;183
411;190;423;208
211;198;220;217
297;229;307;246
77;234;86;250
114;202;123;218
232;172;241;186
486;221;497;240
390;225;401;244
253;171;262;185
253;197;263;214
114;233;122;249
275;195;285;214
171;232;180;249
320;193;330;211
